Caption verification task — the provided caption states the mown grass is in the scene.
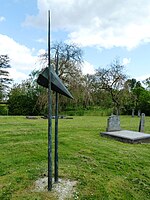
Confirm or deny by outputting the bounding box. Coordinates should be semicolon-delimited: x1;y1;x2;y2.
0;115;150;200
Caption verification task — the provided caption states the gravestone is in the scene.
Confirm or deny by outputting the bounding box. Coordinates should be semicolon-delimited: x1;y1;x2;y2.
101;130;150;144
132;109;134;117
106;115;121;132
138;110;141;117
139;113;145;132
26;116;38;119
101;113;150;143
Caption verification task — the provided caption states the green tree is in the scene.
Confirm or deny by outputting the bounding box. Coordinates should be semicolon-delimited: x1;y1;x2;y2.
8;70;43;115
137;89;150;115
143;77;150;90
0;55;12;101
123;78;138;115
123;79;150;115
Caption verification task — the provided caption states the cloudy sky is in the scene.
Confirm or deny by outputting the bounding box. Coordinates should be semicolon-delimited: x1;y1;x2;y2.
0;0;150;83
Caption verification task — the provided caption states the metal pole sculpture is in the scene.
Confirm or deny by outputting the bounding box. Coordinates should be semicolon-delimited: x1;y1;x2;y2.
55;50;59;183
37;11;73;191
47;10;52;191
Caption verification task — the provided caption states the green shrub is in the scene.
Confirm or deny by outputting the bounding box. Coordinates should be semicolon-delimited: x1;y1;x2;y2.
0;105;8;115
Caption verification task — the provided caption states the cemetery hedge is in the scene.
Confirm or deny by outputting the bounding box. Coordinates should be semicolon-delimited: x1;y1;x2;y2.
0;115;150;200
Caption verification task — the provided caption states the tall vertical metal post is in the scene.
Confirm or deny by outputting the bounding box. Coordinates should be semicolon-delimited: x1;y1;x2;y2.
55;50;59;182
47;10;52;191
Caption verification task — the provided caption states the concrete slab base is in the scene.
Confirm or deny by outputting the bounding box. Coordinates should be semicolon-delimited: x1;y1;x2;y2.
100;130;150;144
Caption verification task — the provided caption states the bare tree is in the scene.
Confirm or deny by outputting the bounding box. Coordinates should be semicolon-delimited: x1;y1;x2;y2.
39;42;83;85
95;59;127;115
37;42;84;112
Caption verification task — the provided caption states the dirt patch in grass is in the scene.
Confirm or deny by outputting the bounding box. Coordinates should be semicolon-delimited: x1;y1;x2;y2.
34;177;77;200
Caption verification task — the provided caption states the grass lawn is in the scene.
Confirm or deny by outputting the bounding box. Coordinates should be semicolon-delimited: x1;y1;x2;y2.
0;115;150;200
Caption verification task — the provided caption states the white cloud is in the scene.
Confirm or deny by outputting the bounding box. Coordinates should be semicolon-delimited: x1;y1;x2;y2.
8;68;28;83
135;74;150;82
23;0;150;50
0;34;39;83
0;16;5;22
36;38;46;43
122;58;131;66
82;61;95;75
37;48;46;56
